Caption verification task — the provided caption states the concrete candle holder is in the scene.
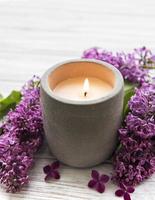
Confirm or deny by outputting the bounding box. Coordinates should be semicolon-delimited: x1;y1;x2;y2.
40;59;124;168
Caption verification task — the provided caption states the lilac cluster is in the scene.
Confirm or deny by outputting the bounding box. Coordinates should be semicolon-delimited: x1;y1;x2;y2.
113;83;155;186
0;77;43;192
82;47;155;84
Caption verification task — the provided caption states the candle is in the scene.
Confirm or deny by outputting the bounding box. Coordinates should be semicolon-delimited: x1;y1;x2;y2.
41;59;124;168
53;77;113;101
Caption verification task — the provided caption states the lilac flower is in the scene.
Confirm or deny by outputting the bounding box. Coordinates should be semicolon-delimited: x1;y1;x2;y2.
82;47;150;83
126;83;155;138
150;55;155;62
125;114;155;138
0;76;43;192
88;170;109;193
113;138;155;186
129;83;155;118
134;46;155;68
43;161;60;181
113;83;155;187
115;183;135;200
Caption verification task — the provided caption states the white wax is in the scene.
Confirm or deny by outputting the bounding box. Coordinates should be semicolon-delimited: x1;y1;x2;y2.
53;77;113;101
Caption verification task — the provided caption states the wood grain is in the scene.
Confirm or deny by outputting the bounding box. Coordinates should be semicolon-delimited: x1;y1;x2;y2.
0;0;155;199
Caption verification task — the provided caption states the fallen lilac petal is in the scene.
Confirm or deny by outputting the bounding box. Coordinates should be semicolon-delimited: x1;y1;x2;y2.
96;182;105;193
127;187;135;193
52;171;60;179
124;192;131;200
51;161;60;170
91;170;99;180
115;189;124;197
45;174;51;181
100;174;110;183
88;180;97;188
43;165;51;174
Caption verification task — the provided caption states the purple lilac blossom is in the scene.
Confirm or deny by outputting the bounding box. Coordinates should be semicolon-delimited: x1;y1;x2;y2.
115;183;135;200
88;170;109;193
43;161;60;181
113;83;155;186
82;47;152;83
0;76;43;192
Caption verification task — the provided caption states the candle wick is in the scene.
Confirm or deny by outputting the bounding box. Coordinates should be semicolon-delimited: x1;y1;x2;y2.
84;91;87;97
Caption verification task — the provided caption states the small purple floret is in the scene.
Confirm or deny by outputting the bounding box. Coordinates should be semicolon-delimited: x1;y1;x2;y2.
43;161;60;181
115;183;134;200
88;170;109;193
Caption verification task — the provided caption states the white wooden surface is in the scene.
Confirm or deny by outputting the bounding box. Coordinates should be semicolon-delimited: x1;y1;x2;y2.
0;0;155;199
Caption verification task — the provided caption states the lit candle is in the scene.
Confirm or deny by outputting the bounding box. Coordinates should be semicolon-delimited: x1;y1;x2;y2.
41;59;124;168
53;77;113;101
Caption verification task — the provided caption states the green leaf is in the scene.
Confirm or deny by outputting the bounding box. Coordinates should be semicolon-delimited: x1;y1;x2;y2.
123;81;136;118
124;81;135;92
0;90;21;120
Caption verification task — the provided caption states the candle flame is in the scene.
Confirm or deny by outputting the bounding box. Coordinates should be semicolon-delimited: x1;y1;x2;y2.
83;78;89;97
